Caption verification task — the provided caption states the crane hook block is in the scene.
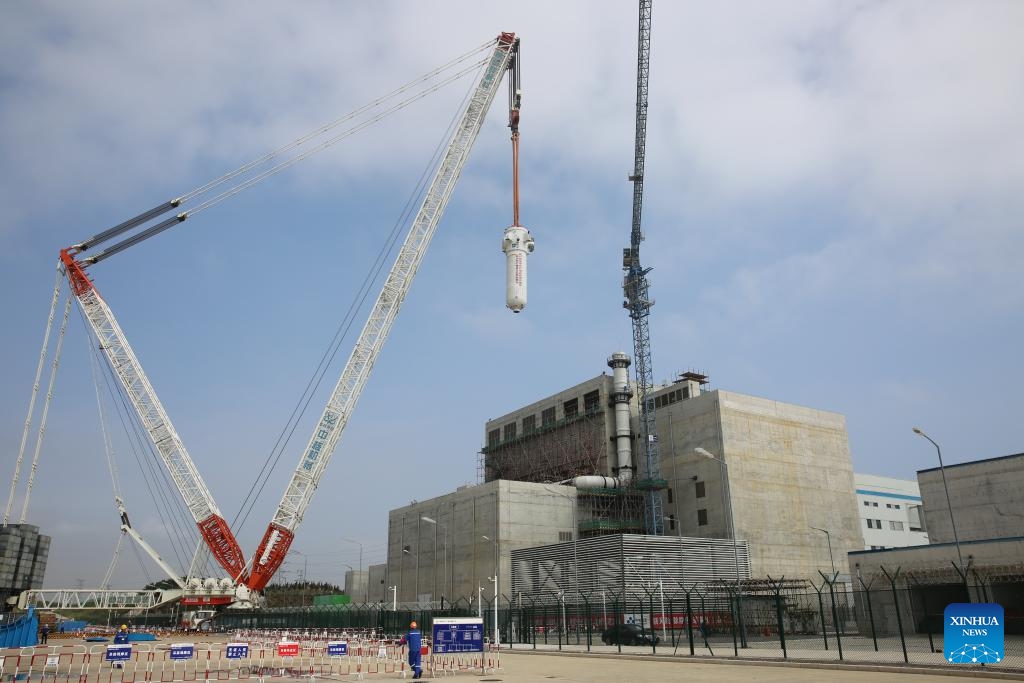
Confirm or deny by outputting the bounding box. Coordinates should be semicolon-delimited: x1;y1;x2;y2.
502;225;534;313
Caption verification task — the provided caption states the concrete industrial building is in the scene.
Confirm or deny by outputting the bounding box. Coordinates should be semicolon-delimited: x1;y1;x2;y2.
482;363;862;580
918;452;1024;545
649;380;862;580
382;356;863;604
855;473;929;549
849;453;1024;634
342;569;369;604
385;480;577;604
0;524;50;610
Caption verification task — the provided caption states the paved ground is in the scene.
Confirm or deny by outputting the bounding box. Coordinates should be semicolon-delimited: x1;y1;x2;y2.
490;650;1021;682
29;633;1022;682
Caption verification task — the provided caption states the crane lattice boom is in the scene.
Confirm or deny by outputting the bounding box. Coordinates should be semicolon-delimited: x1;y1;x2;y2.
246;32;519;591
59;251;248;580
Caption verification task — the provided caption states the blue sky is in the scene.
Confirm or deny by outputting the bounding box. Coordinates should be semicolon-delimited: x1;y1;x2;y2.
1;1;1022;589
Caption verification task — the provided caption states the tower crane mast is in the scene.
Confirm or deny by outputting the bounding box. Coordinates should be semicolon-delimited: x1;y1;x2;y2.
622;0;665;535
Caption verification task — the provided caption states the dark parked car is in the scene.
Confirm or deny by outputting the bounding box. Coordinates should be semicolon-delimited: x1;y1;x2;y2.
601;623;661;646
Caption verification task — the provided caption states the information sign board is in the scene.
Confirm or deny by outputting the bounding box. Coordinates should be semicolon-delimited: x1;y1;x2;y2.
225;643;249;660
431;617;484;653
277;642;300;658
170;644;195;660
105;645;132;662
327;641;348;657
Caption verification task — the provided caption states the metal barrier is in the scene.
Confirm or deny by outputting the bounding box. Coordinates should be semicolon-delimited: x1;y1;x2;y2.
0;637;501;682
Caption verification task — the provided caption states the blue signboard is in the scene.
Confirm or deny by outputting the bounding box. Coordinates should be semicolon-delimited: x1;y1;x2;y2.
327;641;348;657
105;645;132;662
432;618;483;653
170;644;195;661
225;643;249;660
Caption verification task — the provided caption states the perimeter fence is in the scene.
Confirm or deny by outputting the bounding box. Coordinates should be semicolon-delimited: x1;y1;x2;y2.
120;568;1022;673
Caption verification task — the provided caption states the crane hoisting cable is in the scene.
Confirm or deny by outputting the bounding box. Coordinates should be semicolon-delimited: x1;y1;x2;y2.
501;45;534;313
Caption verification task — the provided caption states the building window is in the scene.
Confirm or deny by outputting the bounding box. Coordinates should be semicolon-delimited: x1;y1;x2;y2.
668;515;676;531
542;407;556;426
866;519;883;529
863;501;870;506
667;488;673;504
583;390;600;413
558;531;574;542
695;481;706;498
563;398;579;419
503;422;517;441
697;509;708;526
894;504;901;510
487;429;500;447
872;502;878;507
886;503;892;509
522;415;536;434
889;520;905;531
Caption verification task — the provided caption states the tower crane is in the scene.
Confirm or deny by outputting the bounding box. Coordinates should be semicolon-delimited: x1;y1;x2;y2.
622;0;665;535
51;32;523;605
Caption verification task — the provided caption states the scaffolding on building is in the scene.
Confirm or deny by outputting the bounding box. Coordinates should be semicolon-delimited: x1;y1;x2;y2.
478;405;647;537
480;407;608;484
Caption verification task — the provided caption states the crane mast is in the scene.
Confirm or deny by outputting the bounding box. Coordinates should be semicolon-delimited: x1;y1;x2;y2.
622;0;664;535
59;251;248;580
245;32;521;591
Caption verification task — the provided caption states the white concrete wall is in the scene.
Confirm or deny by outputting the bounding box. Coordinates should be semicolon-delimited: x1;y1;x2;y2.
655;389;861;581
918;453;1024;544
386;480;575;603
855;472;929;549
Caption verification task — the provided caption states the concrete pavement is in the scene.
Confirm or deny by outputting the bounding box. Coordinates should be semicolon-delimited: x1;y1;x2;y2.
491;649;1023;682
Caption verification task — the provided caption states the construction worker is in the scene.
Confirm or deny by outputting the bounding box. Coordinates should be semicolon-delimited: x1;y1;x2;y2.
114;624;130;644
406;621;423;679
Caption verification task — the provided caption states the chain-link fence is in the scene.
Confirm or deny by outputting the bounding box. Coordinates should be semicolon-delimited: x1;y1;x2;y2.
148;568;1021;673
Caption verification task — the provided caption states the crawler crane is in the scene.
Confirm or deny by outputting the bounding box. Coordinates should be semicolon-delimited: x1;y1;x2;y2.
35;32;525;609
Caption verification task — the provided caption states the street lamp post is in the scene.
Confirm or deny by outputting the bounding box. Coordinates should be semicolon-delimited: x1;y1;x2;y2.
482;535;500;647
694;447;746;647
340;537;365;603
421;516;448;606
810;526;836;574
912;427;966;577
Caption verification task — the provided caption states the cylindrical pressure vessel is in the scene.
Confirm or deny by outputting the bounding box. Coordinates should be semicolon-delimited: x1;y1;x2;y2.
502;225;535;312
